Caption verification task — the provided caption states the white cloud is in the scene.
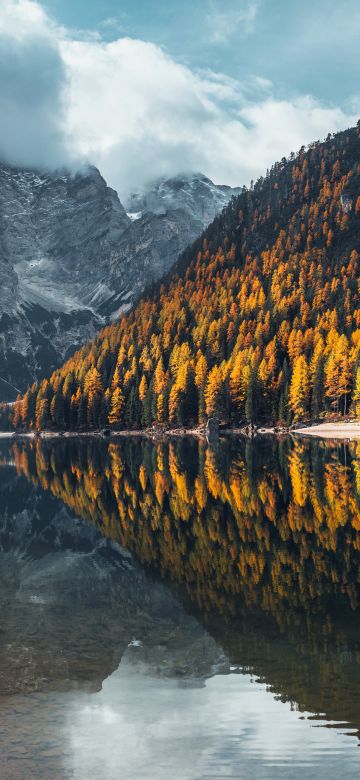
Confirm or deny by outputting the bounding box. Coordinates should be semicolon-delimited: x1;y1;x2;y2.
61;36;356;196
0;0;70;169
206;0;260;44
0;0;357;198
0;0;54;40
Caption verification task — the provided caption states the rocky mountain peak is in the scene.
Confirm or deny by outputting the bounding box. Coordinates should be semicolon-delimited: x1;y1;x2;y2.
125;171;241;221
0;162;240;400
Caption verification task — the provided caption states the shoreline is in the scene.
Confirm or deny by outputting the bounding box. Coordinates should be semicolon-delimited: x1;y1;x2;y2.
294;422;360;440
1;421;360;442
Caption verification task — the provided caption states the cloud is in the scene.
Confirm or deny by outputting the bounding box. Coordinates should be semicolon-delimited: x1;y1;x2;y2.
0;0;54;39
99;17;127;37
206;0;260;44
0;0;70;169
62;36;356;196
0;0;357;198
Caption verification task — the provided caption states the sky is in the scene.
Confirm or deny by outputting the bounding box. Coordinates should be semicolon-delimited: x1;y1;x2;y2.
0;0;359;198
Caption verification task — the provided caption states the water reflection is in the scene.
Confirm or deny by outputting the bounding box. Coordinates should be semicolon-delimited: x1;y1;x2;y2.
7;436;360;616
1;670;359;780
0;462;226;695
0;435;360;777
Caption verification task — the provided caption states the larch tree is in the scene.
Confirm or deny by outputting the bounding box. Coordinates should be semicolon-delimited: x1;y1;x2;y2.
108;386;125;426
205;365;227;421
352;367;360;418
289;355;310;421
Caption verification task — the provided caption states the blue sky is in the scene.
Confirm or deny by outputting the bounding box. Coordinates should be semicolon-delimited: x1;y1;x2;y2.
0;1;358;196
43;0;359;108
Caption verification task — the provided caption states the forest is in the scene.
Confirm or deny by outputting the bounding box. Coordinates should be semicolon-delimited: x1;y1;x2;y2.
12;123;360;432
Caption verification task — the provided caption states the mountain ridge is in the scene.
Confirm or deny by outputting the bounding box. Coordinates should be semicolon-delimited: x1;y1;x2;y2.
12;123;360;431
0;164;239;400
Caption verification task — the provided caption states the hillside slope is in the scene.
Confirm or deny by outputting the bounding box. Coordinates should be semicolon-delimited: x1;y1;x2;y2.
101;173;242;318
0;165;237;401
14;123;360;431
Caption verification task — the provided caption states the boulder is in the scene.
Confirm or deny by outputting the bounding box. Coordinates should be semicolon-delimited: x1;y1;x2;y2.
205;417;219;438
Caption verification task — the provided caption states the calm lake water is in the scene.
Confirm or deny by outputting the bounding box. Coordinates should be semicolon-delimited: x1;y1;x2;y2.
0;434;359;779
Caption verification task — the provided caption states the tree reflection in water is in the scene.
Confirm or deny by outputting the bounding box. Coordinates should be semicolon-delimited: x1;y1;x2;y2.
6;434;360;739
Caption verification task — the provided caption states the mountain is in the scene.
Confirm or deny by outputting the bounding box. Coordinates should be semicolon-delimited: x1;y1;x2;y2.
107;173;242;316
0;164;128;400
0;165;239;401
13;123;360;431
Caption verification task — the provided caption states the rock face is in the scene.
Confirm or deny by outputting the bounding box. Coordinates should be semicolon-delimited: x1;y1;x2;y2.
205;417;219;439
0;165;240;400
114;174;242;310
0;164;130;399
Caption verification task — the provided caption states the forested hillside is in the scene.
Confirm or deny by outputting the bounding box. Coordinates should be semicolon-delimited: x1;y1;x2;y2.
13;123;360;431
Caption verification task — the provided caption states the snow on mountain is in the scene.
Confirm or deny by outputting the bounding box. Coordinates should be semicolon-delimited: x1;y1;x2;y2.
104;173;242;316
0;164;240;400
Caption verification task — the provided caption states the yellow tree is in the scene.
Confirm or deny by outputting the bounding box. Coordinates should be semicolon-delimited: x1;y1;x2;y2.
325;351;338;412
154;357;167;394
154;358;168;423
111;365;121;390
84;367;103;427
20;390;30;426
195;353;208;423
205;365;226;420
310;337;325;417
34;380;50;431
108;387;125;426
336;335;352;415
289;355;310;421
230;351;247;414
169;384;181;425
325;336;352;414
352;367;360;418
84;367;103;398
139;375;148;403
12;395;22;428
35;398;49;431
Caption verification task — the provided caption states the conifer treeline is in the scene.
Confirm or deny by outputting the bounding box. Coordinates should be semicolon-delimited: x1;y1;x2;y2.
13;123;360;431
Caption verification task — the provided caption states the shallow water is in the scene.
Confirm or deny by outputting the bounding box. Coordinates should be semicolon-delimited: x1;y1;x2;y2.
0;435;359;778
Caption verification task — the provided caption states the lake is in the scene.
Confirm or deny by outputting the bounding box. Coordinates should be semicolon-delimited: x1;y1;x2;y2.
0;434;359;779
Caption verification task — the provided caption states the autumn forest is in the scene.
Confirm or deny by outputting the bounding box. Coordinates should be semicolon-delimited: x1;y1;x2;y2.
12;123;360;432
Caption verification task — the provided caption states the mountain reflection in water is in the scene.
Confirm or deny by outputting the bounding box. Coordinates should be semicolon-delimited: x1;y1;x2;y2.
0;435;360;779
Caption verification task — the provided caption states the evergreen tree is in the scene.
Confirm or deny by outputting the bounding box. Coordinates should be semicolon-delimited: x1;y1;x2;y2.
77;393;87;429
289;356;310;421
108;387;125;427
50;389;65;429
310;340;325;418
245;368;258;424
205;365;227;422
352;367;360;418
